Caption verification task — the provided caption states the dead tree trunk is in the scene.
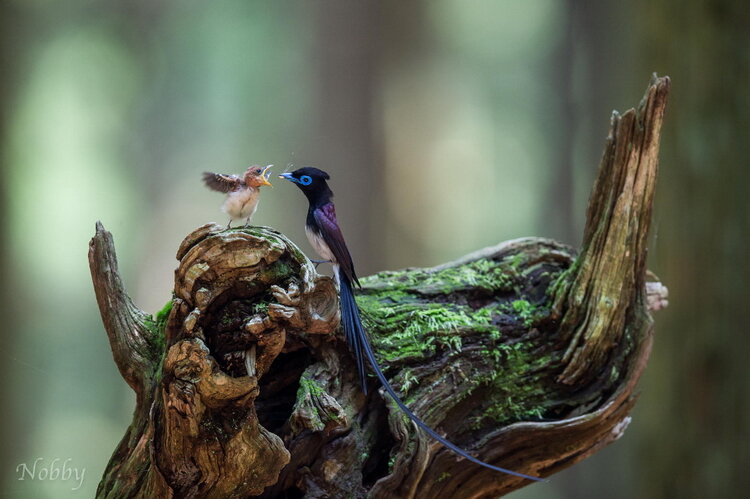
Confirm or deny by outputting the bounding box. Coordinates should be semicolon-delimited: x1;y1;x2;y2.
90;76;670;498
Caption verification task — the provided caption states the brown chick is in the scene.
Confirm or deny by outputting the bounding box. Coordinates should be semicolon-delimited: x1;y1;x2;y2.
202;165;272;228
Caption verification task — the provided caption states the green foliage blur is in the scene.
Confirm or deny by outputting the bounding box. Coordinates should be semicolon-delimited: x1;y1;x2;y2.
1;0;747;497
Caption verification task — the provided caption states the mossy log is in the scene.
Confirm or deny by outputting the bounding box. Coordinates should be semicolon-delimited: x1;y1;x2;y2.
89;76;670;498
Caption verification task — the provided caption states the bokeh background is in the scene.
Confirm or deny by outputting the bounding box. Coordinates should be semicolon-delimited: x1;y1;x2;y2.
1;0;748;497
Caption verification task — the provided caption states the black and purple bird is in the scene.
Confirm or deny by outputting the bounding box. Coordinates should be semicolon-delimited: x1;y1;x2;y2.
280;167;543;482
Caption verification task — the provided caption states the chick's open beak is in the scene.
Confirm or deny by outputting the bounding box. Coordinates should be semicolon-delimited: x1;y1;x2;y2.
260;165;273;187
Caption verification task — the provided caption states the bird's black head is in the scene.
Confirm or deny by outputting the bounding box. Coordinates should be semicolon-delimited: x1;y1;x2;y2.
279;167;333;205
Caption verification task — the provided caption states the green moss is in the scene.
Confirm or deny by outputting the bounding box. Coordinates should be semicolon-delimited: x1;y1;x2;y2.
470;341;552;427
287;244;309;266
250;301;269;315
441;334;463;353
298;374;325;398
360;257;515;296
548;257;579;299
398;368;419;393
245;226;311;265
358;299;485;362
356;261;536;364
507;253;525;271
293;374;327;432
355;253;563;429
155;299;173;326
259;259;296;284
354;257;548;361
510;299;535;327
142;299;172;361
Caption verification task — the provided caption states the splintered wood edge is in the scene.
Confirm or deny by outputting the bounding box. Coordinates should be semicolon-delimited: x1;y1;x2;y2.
88;221;155;392
556;76;670;384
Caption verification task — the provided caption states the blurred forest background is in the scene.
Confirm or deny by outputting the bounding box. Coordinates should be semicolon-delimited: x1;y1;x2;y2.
1;0;748;497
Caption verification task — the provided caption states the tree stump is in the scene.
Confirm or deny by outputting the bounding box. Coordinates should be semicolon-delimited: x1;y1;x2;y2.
90;75;670;498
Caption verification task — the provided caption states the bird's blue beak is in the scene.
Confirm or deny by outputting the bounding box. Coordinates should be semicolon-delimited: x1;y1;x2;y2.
278;173;294;181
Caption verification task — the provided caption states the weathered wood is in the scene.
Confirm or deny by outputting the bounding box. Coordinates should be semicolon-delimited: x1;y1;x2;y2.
90;75;669;498
554;73;669;385
89;221;161;394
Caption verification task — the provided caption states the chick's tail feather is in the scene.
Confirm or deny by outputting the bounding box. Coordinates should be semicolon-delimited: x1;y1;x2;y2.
335;266;544;482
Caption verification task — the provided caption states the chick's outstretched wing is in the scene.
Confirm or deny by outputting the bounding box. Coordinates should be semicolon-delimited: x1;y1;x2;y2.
202;172;244;193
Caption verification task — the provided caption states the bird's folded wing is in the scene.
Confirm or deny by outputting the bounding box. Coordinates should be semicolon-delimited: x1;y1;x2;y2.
314;203;359;286
202;172;244;192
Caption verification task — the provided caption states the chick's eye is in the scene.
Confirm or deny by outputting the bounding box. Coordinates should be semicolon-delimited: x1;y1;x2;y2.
300;175;313;186
255;169;262;175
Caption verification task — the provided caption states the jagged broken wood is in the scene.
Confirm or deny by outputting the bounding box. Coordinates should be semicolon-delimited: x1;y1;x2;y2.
90;75;670;498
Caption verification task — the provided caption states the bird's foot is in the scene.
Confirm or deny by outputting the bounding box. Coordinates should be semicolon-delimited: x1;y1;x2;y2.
226;220;233;230
243;218;251;228
310;259;332;269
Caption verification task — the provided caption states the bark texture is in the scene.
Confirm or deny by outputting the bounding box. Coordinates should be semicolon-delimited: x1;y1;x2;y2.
90;76;670;498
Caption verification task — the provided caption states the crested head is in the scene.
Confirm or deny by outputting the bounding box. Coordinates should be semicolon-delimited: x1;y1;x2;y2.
244;165;273;188
279;167;333;204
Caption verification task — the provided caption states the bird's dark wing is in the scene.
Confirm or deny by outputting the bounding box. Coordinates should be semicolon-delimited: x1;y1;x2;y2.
313;202;359;287
202;172;244;193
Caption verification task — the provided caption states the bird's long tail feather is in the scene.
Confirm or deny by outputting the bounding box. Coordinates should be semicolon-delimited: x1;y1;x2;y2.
338;267;369;395
337;269;544;482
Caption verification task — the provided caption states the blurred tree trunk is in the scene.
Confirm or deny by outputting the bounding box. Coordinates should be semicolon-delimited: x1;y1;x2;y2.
546;0;576;245
547;0;634;249
310;0;384;275
311;0;429;274
632;1;750;497
0;0;24;490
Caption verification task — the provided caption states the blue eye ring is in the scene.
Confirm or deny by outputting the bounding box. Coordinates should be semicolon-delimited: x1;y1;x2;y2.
299;175;312;186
